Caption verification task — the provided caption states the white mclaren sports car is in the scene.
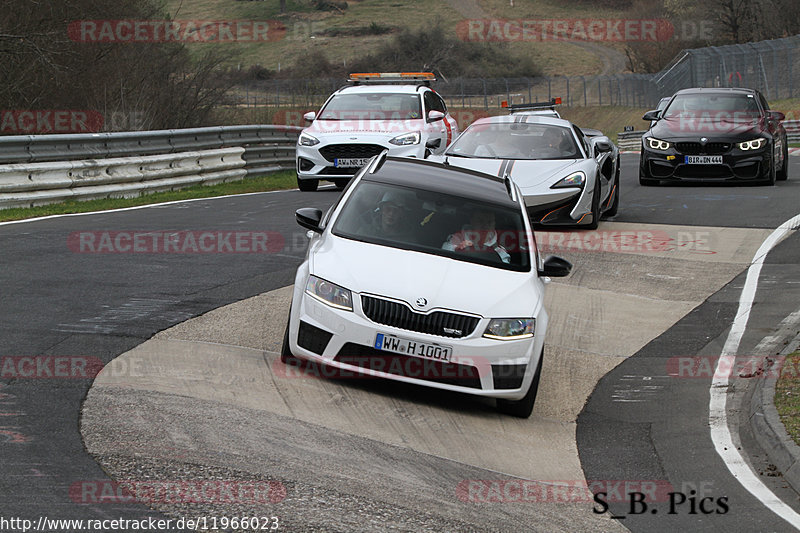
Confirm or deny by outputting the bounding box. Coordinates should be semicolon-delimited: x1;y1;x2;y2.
429;115;620;228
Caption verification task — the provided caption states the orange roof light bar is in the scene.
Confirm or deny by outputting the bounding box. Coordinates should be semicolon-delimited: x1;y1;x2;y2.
348;72;436;84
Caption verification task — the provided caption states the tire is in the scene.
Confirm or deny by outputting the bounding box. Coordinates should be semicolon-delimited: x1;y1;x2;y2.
604;160;620;217
280;308;300;365
777;142;789;181
585;179;600;230
496;350;543;419
333;178;350;190
297;177;318;192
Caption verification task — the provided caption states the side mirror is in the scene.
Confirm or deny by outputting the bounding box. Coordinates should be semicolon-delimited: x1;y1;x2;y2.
296;207;323;233
425;138;441;149
538;255;572;278
768;110;785;121
591;136;614;156
303;111;316;122
427;110;445;123
642;110;660;122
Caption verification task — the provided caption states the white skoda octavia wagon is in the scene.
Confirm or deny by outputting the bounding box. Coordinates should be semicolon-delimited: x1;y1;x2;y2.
282;153;571;417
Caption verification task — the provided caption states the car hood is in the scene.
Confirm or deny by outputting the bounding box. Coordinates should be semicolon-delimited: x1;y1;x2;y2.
430;155;585;189
305;118;425;137
310;235;542;319
650;116;765;141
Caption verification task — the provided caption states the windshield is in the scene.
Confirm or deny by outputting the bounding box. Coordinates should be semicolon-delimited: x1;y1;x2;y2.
662;94;761;119
332;181;532;272
446;122;581;160
318;93;422;120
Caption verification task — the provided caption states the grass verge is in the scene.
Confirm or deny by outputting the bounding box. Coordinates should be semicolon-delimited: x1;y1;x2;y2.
775;350;800;446
0;170;298;223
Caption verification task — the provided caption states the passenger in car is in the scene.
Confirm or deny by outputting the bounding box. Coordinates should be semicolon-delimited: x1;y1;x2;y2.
358;190;416;239
442;208;511;264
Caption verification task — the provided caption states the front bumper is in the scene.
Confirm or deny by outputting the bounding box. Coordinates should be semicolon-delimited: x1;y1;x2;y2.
641;144;772;182
287;283;546;400
297;141;425;181
522;187;593;226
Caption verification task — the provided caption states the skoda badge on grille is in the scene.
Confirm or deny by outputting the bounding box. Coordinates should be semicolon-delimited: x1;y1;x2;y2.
415;297;428;308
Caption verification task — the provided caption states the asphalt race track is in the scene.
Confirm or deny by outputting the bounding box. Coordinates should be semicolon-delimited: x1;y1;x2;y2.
2;154;800;532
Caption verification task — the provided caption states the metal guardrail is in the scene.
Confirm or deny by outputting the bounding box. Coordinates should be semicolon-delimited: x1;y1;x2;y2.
0;148;246;210
616;120;800;151
0;125;302;173
0;125;301;210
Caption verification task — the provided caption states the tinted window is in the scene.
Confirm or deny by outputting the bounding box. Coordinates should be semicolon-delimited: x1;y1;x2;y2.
332;181;531;271
663;94;761;117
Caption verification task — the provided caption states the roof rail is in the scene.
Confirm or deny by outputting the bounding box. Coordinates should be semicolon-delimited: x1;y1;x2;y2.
367;150;389;173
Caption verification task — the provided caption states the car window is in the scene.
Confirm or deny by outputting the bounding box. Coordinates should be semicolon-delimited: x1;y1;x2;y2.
332;181;531;271
663;94;761;117
423;91;446;115
571;125;590;157
319;93;422;120
446;123;580;160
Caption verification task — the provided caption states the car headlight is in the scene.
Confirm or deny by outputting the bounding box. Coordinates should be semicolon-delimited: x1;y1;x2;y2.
646;137;671;151
483;318;535;341
737;138;766;151
305;275;352;311
388;131;421;146
299;132;320;147
551;171;585;189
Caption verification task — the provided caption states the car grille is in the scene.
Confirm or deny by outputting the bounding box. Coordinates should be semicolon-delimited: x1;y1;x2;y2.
676;142;731;155
318;143;385;163
361;295;480;339
335;343;482;389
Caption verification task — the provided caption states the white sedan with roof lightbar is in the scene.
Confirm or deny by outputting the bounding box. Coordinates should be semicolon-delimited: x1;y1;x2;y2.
295;72;459;192
281;153;572;418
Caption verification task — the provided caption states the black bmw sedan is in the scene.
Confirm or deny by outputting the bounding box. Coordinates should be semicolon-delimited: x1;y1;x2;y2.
639;88;788;186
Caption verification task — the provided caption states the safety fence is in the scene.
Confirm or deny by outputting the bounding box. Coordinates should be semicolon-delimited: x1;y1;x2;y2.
232;34;800;112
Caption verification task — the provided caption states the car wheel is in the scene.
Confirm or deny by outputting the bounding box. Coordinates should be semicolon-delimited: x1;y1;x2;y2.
280;309;300;366
604;161;620;217
639;166;659;186
496;349;543;419
333;178;350;190
777;142;789;181
297;177;319;192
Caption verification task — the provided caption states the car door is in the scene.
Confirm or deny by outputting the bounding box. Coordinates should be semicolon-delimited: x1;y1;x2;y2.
574;124;613;202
